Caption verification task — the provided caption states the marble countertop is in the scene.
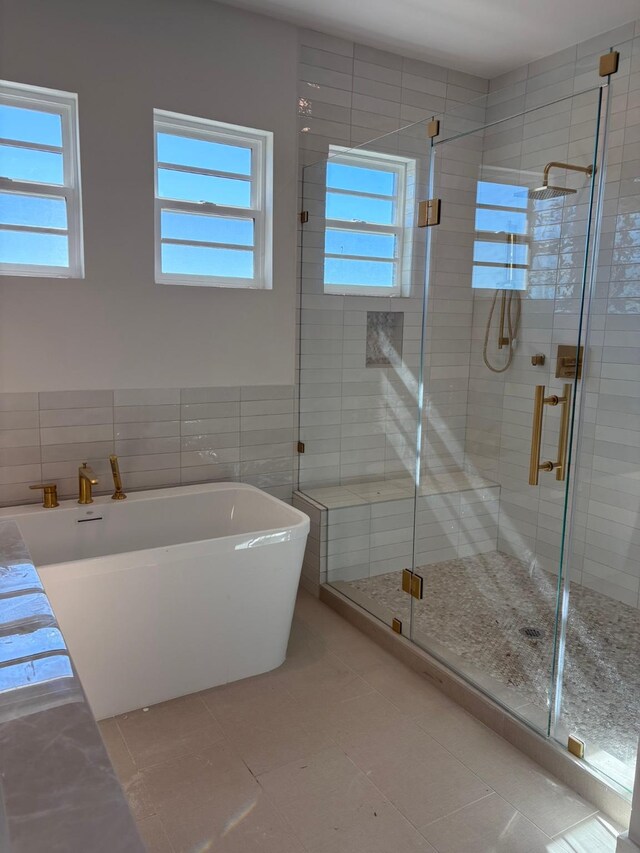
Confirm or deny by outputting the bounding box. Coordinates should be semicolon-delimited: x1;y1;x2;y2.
0;520;145;853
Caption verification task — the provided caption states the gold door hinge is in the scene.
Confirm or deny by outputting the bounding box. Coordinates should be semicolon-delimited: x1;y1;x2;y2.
300;210;309;224
418;198;441;228
297;441;305;453
568;735;585;759
427;118;440;139
599;51;619;77
392;617;403;634
402;568;424;600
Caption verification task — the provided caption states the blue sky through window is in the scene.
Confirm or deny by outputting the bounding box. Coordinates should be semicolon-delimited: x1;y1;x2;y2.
324;151;406;293
473;179;529;291
162;243;253;279
325;229;395;259
327;162;395;196
161;211;253;246
0;230;68;266
0;88;80;275
157;133;251;175
326;192;394;225
0;104;62;147
0;193;67;228
158;168;251;207
475;206;527;235
0;143;64;185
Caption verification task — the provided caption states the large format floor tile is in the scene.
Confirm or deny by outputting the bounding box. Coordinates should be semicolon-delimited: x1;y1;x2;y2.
99;589;621;852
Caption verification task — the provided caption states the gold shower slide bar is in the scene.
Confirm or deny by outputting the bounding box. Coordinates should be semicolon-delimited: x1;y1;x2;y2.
528;383;572;486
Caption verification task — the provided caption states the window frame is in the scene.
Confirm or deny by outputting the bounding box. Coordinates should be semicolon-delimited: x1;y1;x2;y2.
323;146;413;298
153;110;273;289
0;81;84;278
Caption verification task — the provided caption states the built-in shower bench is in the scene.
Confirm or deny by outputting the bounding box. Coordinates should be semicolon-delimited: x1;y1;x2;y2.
293;471;500;592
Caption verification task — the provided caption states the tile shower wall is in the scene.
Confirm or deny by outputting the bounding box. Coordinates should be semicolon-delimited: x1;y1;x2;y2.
466;21;640;607
297;28;489;490
0;387;296;506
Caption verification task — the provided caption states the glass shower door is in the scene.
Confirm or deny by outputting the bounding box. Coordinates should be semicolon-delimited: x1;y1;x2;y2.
553;37;640;794
408;86;605;742
296;143;427;635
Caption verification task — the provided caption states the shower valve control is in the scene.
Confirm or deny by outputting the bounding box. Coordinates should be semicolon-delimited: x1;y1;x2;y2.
531;354;546;367
556;345;583;380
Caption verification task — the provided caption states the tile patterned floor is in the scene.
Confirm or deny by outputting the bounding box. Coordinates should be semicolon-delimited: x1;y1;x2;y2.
100;590;623;853
344;551;640;782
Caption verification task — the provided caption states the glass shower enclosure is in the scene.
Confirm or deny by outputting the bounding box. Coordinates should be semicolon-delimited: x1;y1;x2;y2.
295;42;639;798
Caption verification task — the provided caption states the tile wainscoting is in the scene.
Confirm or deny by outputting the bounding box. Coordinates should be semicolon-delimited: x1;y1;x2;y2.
0;386;297;506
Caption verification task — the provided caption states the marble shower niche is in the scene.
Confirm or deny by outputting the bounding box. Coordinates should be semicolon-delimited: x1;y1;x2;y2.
366;311;404;367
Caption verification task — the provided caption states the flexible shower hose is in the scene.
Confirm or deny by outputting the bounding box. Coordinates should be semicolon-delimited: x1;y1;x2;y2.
482;289;521;373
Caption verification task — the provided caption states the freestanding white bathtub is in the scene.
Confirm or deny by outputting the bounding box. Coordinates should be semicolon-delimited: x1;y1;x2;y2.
1;483;309;720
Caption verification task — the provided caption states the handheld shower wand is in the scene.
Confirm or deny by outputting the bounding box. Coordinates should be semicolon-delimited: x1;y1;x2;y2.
109;454;127;500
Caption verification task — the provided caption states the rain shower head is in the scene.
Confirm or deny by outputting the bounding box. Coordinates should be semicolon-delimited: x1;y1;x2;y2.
529;184;577;200
528;161;594;201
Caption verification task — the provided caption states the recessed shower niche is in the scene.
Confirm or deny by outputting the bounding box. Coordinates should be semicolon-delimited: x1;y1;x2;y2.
366;311;404;368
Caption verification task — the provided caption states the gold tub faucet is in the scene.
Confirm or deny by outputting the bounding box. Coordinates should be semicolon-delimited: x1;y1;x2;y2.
78;463;98;505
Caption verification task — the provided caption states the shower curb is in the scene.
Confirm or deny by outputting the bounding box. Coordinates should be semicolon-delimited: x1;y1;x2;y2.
319;582;632;829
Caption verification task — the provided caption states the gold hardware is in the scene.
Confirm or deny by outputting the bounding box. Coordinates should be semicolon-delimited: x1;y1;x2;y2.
402;568;412;594
418;198;441;228
109;455;127;500
427;118;440;139
29;482;59;509
555;383;572;482
299;210;309;224
497;290;510;348
531;354;546;366
297;441;305;453
599;51;619;77
392;618;402;634
530;161;595;199
78;462;98;505
402;568;424;599
411;572;423;600
568;735;585;759
556;344;583;380
528;384;571;485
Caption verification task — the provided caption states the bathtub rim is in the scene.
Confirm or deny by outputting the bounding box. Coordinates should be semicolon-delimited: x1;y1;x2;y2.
0;481;310;568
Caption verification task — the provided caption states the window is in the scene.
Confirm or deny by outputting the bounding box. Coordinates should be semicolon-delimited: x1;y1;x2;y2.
472;178;528;290
154;110;273;288
0;81;83;277
323;147;414;297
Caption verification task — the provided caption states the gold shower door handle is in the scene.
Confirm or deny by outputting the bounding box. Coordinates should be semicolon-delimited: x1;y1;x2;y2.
528;384;572;486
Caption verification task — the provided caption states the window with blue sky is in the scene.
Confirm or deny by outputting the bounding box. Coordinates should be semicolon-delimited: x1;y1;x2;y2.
154;110;272;288
323;147;413;297
0;81;83;277
472;176;529;291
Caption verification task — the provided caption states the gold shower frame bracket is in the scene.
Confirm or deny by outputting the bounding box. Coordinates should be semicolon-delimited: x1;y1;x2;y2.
417;198;441;228
402;568;424;600
599;51;619;77
528;383;572;486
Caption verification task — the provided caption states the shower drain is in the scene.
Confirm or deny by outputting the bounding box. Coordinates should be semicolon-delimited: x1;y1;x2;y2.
520;626;544;639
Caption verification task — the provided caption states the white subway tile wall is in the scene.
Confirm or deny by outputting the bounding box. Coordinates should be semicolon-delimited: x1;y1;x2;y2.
0;387;296;506
297;27;489;497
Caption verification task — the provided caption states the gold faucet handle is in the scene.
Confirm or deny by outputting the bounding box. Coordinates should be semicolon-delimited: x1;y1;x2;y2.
29;483;59;508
